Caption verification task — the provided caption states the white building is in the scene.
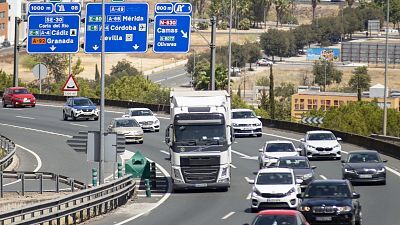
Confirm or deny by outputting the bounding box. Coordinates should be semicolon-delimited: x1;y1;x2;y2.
6;0;27;45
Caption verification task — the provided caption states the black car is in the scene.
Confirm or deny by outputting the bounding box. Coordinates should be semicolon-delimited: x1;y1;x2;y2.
342;150;387;185
276;156;316;190
297;179;362;225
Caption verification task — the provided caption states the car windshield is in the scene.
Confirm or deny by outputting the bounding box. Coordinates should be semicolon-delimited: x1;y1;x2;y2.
115;119;139;128
232;111;256;119
253;215;297;225
130;110;153;116
265;143;295;152
73;99;94;106
175;124;226;144
13;89;29;94
348;153;380;163
256;172;293;185
278;159;310;169
304;183;351;198
308;133;336;141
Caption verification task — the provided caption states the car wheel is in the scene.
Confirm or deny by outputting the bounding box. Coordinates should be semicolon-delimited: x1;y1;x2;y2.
32;104;35;108
86;118;89;121
63;111;68;121
155;129;160;132
2;100;6;108
381;179;386;185
219;187;228;192
356;209;362;225
71;113;77;121
250;207;258;213
139;140;143;144
12;101;17;108
256;133;262;137
94;117;99;121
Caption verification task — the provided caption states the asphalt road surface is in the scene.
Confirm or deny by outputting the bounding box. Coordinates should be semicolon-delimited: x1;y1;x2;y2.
0;101;399;225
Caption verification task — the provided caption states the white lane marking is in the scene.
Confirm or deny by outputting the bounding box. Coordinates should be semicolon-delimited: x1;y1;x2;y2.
4;144;42;186
0;123;72;138
154;72;187;83
115;156;172;225
69;123;88;128
137;194;163;198
244;177;251;183
320;175;327;180
15;116;35;120
262;132;300;142
160;150;170;155
246;193;251;200
232;149;250;158
386;167;400;177
231;164;237;169
221;212;235;220
2;108;23;111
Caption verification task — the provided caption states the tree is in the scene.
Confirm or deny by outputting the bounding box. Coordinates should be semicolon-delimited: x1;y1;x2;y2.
0;70;13;91
313;61;343;89
95;64;100;82
274;0;292;26
256;76;270;86
348;66;371;100
232;42;249;68
72;57;84;76
313;17;342;46
194;62;228;90
245;41;262;69
311;0;320;23
292;25;314;51
107;59;141;85
260;29;293;60
275;82;296;100
343;7;363;39
33;54;68;83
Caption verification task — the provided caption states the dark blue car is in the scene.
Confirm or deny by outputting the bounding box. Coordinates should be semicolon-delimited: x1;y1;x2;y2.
62;97;99;121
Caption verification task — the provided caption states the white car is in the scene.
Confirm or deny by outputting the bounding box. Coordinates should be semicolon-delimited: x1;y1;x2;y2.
258;140;302;169
300;130;342;159
123;108;160;132
249;167;302;212
232;109;262;137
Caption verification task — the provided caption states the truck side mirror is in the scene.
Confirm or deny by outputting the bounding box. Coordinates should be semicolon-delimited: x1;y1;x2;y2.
165;124;172;145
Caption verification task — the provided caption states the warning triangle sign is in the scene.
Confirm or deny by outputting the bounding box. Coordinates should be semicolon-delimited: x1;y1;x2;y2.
62;74;80;91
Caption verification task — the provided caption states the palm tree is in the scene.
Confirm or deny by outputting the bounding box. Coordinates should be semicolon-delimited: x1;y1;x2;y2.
311;0;320;23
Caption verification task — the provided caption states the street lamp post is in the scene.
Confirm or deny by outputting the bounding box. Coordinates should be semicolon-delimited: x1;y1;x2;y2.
383;0;390;135
227;0;233;93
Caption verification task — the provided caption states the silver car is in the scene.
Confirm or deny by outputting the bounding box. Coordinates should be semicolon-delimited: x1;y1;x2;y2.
108;118;144;144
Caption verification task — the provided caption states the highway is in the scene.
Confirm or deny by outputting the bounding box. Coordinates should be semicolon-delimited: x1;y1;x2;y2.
147;65;192;89
1;101;399;225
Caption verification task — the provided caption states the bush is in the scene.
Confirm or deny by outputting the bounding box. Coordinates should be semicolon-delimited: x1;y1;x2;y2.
20;55;38;70
280;14;298;25
238;19;251;30
218;21;228;30
197;22;209;30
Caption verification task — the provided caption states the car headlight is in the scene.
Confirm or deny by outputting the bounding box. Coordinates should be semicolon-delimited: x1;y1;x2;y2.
299;206;311;212
255;123;262;126
232;123;238;126
307;145;315;149
253;187;262;196
344;168;355;173
15;97;21;100
334;144;341;148
154;119;160;124
377;167;386;173
337;206;352;213
303;173;313;180
286;187;296;196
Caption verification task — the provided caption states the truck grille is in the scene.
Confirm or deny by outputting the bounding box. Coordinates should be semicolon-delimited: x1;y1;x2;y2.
181;166;220;183
180;156;220;166
313;206;336;214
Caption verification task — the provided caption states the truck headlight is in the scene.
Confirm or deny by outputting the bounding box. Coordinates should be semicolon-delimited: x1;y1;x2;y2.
221;166;229;177
173;168;183;181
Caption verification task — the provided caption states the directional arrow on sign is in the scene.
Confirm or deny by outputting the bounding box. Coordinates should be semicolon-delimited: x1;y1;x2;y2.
301;117;324;124
133;44;139;50
181;30;188;38
50;45;56;51
92;45;99;51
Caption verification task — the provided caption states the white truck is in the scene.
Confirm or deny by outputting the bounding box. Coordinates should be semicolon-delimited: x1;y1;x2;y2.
165;91;233;191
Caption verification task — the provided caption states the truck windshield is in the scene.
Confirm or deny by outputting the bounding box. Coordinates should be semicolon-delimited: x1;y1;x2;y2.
175;124;226;144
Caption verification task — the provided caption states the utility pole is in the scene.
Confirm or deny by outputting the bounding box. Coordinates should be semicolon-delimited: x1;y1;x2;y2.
383;0;390;136
210;16;217;90
324;60;327;92
227;0;233;93
357;73;361;101
269;65;275;119
99;0;106;184
13;17;21;87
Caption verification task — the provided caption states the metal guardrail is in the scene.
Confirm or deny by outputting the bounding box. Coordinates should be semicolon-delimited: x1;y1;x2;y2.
0;171;87;198
370;134;400;146
0;135;16;171
0;175;135;225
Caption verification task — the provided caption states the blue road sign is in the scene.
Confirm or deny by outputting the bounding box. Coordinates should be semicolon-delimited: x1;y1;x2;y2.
27;3;81;54
84;3;149;53
153;3;192;53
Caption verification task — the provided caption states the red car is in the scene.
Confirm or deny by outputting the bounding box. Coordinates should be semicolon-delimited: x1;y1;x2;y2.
2;87;36;108
246;210;310;225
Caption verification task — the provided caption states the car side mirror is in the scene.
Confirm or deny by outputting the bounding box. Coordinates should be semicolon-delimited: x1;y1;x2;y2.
257;116;261;119
383;159;388;163
311;166;317;169
296;178;303;184
153;113;158;116
258;148;263;152
248;179;255;184
296;193;303;199
300;138;305;142
352;193;360;199
337;137;342;141
122;114;129;118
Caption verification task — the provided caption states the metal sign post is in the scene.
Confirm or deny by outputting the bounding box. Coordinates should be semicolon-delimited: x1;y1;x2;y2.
32;63;48;94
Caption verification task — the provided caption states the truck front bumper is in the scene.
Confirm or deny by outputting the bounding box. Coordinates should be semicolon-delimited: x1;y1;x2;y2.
173;181;230;190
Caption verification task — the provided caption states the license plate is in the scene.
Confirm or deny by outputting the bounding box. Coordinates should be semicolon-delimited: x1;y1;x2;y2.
242;128;253;131
319;151;330;155
359;174;372;178
23;98;30;103
316;217;332;221
265;198;282;202
194;183;207;188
